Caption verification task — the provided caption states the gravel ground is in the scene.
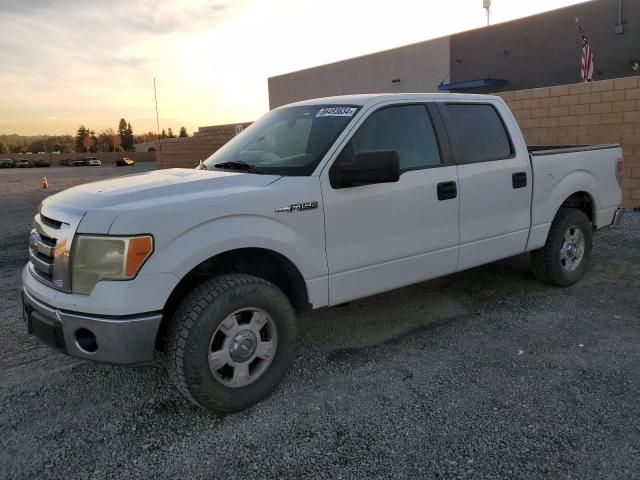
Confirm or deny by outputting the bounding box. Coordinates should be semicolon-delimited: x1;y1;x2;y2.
1;166;639;479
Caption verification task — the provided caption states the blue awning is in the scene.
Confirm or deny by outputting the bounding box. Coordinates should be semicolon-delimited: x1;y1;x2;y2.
438;78;508;90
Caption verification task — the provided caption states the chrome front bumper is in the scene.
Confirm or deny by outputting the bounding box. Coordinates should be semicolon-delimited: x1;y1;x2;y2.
22;288;162;365
611;208;625;226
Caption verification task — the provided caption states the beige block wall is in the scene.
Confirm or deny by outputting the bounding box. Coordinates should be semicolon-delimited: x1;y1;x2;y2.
155;122;252;169
497;76;640;208
158;76;639;208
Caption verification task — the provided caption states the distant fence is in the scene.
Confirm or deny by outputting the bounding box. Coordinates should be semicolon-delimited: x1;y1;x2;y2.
0;151;156;165
154;122;252;169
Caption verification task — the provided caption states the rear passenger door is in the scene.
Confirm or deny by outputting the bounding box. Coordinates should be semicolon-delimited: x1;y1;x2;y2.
437;101;532;270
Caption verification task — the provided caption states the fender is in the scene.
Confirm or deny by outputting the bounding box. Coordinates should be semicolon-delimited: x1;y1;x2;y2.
140;214;329;308
152;214;322;276
105;174;328;308
527;169;598;251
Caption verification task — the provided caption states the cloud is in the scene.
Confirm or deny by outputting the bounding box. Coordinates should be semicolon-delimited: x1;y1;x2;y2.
0;0;243;76
0;0;239;63
0;0;245;133
0;0;233;33
0;0;58;14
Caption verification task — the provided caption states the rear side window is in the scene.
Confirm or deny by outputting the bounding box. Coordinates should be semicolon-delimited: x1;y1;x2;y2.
347;104;442;171
445;104;513;163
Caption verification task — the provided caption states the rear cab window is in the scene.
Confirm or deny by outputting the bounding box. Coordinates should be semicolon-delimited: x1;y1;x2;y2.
440;103;514;164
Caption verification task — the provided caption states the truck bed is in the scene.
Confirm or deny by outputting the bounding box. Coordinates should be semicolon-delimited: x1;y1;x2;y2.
528;144;620;155
526;142;622;252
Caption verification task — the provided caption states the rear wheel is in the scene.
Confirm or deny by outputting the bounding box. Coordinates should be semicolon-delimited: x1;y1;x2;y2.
531;207;592;287
167;274;297;412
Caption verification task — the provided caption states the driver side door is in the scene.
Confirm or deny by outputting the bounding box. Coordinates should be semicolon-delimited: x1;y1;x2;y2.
320;102;460;305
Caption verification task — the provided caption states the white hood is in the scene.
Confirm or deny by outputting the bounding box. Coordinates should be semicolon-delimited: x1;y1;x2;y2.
46;168;280;211
40;168;281;234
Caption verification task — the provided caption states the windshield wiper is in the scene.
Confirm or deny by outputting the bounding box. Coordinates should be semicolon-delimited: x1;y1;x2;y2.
213;160;262;174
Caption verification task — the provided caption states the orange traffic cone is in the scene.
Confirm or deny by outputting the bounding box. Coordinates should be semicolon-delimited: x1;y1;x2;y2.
42;177;48;189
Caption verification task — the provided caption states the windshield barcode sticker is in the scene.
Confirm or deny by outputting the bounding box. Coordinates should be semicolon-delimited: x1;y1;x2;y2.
316;107;357;117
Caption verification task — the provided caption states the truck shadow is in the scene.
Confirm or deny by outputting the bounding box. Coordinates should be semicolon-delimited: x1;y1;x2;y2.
31;253;536;419
57;253;537;409
297;253;537;355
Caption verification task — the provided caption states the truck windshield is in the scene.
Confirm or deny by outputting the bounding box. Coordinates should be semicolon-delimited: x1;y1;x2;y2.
202;105;360;176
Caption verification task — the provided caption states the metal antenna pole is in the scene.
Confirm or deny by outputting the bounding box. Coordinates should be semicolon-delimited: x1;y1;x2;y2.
154;77;163;169
483;0;491;26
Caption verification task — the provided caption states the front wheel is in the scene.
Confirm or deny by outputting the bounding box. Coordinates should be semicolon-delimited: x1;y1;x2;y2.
531;207;593;287
167;274;297;412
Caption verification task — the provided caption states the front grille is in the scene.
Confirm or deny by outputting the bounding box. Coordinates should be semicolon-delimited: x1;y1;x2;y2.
40;214;63;229
29;214;63;287
28;204;83;292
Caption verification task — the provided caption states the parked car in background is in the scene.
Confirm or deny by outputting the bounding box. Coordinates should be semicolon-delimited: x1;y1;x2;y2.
17;159;33;168
59;159;72;166
116;157;135;166
72;159;87;167
0;159;16;168
33;159;50;168
85;157;102;166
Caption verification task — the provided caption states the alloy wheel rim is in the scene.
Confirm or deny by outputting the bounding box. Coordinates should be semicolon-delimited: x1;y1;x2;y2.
207;307;278;388
559;225;585;272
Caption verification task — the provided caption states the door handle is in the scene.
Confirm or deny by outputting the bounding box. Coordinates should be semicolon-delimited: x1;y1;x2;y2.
437;181;457;200
512;172;527;189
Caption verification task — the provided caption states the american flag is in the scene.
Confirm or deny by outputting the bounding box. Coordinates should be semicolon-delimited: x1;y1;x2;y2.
577;21;594;82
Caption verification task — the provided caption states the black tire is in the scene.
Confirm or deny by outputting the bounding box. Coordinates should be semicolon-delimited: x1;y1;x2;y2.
530;207;593;287
167;274;297;413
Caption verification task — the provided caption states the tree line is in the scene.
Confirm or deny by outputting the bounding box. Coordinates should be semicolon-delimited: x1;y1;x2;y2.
0;135;75;155
74;119;190;153
0;120;190;154
159;127;188;139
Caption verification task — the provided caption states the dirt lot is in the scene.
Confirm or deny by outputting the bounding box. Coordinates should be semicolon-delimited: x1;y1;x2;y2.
1;166;638;480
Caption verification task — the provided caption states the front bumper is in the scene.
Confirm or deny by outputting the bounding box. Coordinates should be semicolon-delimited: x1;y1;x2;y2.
22;288;162;365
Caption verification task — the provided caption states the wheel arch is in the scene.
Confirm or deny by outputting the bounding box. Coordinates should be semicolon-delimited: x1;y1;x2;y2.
156;247;310;350
558;190;596;226
528;169;600;251
547;169;600;228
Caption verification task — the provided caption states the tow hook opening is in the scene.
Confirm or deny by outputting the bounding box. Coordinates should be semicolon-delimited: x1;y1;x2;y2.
75;328;98;353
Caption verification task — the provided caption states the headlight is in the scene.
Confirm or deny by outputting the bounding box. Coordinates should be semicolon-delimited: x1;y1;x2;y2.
71;235;153;294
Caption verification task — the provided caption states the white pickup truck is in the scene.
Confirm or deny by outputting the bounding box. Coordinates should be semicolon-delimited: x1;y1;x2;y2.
22;93;625;412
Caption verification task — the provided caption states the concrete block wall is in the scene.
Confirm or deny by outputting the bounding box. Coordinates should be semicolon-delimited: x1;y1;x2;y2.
158;76;639;207
155;122;252;169
497;76;640;208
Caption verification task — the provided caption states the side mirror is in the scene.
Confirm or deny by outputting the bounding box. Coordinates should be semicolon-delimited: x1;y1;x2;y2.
331;150;400;189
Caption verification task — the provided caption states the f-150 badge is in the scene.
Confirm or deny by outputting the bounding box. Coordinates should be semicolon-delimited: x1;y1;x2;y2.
275;201;318;213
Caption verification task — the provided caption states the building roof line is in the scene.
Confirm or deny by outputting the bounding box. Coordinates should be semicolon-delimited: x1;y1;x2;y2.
268;0;596;80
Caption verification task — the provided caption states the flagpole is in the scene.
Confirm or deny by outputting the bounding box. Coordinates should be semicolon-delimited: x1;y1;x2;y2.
575;18;594;83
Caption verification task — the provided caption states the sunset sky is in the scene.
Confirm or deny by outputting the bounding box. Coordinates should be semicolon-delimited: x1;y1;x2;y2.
0;0;589;136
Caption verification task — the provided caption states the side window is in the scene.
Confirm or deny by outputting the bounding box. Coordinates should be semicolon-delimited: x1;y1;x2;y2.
445;104;513;163
342;104;442;171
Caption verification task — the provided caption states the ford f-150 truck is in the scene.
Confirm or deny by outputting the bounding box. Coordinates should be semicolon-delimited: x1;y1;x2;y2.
22;93;625;412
